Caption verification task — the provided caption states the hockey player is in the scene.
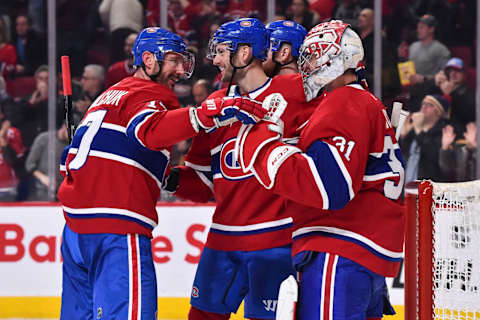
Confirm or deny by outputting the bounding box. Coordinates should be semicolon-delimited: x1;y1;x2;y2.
263;20;307;77
57;27;265;320
236;20;405;319
163;18;315;320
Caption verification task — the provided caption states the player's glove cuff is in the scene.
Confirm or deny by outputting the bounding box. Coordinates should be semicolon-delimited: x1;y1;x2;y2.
235;121;284;173
252;143;301;189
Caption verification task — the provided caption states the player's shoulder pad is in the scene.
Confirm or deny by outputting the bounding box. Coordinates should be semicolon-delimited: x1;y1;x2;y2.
271;73;306;102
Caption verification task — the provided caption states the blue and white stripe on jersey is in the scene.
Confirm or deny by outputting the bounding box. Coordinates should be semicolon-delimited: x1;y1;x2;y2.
292;226;404;262
68;122;169;188
303;140;354;210
126;109;157;149
63;206;157;230
364;141;403;182
210;217;293;236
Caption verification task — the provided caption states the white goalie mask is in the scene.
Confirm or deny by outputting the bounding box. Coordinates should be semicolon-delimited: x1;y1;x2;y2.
298;20;364;101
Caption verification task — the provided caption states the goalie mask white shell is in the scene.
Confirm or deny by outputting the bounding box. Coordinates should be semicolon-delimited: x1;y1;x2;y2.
298;20;364;101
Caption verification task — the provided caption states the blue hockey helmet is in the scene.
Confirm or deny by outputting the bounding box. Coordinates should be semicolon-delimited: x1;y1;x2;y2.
266;20;307;58
132;27;195;78
207;18;269;61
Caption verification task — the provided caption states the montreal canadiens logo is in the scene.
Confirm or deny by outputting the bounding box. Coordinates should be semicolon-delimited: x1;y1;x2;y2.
240;20;252;27
283;21;294;27
192;286;199;298
219;138;253;180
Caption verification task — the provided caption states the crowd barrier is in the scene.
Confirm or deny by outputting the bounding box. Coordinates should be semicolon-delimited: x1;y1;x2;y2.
0;203;405;319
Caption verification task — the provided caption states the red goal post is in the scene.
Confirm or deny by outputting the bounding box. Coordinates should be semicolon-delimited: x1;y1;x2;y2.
405;180;480;320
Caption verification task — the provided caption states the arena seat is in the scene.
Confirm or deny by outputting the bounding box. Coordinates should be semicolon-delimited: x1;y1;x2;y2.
6;76;36;98
449;46;472;67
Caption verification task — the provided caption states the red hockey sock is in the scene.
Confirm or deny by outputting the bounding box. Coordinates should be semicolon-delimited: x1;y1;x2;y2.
188;306;230;320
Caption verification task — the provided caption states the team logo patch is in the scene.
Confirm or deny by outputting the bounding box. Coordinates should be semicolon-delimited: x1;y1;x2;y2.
192;286;199;298
219;138;254;180
146;27;158;33
283;21;294;27
240;20;252;27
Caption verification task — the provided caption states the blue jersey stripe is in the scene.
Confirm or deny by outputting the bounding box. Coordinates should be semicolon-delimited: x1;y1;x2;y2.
126;110;156;149
210;222;293;236
65;212;154;230
293;231;402;263
71;126;169;183
306;141;350;210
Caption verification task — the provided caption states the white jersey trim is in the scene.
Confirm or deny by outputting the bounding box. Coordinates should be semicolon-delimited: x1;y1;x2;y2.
292;226;404;259
185;161;211;172
211;217;293;232
195;170;213;193
303;153;329;210
63;205;157;228
363;171;399;182
102;122;126;133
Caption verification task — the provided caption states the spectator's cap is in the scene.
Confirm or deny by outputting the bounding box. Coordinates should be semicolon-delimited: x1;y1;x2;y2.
445;57;464;71
423;94;449;117
419;14;437;27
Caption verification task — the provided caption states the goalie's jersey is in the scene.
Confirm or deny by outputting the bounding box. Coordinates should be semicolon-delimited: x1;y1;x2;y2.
58;76;191;237
271;84;405;277
175;74;316;251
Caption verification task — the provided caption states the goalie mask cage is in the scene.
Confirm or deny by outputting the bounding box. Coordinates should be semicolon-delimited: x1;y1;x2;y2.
405;180;480;320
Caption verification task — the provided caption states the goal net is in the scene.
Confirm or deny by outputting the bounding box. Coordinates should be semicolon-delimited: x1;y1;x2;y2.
405;180;480;320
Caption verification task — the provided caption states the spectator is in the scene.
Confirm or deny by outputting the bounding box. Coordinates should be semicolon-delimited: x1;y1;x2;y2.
75;64;105;117
0;16;17;85
332;0;363;28
18;64;49;149
286;0;320;31
167;0;194;40
356;7;400;100
104;33;137;88
309;0;336;22
439;122;476;182
401;14;450;112
435;57;475;137
400;94;449;183
0;104;25;201
25;123;69;200
191;78;212;106
12;14;46;76
99;0;143;65
407;14;450;85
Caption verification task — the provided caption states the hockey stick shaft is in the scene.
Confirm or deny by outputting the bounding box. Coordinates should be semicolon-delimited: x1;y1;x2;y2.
61;56;74;144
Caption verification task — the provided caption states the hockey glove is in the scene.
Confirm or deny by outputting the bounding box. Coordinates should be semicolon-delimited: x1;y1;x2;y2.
190;96;268;132
235;120;301;189
162;167;180;193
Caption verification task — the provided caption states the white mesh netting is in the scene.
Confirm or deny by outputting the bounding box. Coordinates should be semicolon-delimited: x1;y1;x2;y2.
431;181;480;320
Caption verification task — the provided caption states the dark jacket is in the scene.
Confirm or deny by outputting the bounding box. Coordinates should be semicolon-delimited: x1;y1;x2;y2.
401;118;448;182
12;30;47;76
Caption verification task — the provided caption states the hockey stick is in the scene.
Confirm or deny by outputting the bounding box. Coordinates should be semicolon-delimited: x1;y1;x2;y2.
276;275;298;320
61;56;74;144
391;102;409;141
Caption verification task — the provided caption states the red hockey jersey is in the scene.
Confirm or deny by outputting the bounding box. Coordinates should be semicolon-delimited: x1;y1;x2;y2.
58;76;197;237
175;74;316;251
263;84;405;277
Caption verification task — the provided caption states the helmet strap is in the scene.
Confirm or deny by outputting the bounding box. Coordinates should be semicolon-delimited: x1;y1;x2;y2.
226;52;254;96
142;60;163;82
